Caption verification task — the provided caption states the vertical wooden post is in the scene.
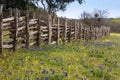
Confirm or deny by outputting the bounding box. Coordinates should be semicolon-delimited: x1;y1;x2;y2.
77;21;80;40
68;20;71;42
13;8;18;51
37;10;41;48
80;23;83;40
56;17;60;45
48;14;52;44
74;20;77;40
89;26;92;40
63;18;67;44
0;4;3;54
25;10;29;49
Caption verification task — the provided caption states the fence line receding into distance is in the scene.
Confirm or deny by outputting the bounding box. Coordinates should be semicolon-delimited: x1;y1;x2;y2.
0;6;110;54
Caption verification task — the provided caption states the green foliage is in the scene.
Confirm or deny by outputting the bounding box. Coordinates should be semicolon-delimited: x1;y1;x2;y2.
34;0;84;13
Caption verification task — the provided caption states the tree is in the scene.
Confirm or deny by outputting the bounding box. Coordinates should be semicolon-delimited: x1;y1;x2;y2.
33;0;84;14
81;10;109;27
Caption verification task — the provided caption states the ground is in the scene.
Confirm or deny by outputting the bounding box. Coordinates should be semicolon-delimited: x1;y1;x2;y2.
0;33;120;80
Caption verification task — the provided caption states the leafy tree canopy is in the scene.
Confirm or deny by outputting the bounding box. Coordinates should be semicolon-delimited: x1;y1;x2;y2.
0;0;84;13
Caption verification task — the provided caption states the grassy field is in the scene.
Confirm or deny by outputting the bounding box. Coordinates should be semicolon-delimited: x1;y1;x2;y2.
0;33;120;80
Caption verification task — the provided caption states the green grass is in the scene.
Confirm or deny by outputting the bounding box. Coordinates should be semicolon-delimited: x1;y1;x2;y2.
111;18;120;23
0;33;120;80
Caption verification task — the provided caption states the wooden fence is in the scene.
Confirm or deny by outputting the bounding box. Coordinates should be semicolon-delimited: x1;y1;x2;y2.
0;6;110;54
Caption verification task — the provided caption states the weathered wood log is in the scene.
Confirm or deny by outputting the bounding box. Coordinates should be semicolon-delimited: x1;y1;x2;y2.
12;8;18;51
56;17;60;45
0;4;3;54
48;14;52;44
30;31;38;35
3;39;13;44
25;10;29;49
3;17;14;23
63;19;67;44
36;10;41;47
3;45;13;49
17;26;25;31
30;42;36;47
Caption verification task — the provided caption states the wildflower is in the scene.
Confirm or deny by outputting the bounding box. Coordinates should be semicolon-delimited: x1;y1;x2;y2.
56;74;58;78
33;60;39;65
22;59;24;66
51;69;55;74
76;58;79;61
42;69;46;74
99;64;104;71
109;67;112;72
16;77;20;80
76;74;79;78
25;56;30;62
64;72;68;76
45;77;48;80
83;53;87;58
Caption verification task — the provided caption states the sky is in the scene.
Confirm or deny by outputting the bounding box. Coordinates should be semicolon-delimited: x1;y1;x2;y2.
56;0;120;19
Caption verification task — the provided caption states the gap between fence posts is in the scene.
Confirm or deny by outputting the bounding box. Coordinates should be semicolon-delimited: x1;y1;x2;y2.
0;4;3;54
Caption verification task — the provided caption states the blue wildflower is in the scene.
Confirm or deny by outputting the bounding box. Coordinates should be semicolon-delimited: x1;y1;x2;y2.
76;74;78;78
45;77;48;80
109;67;112;72
42;69;46;74
56;74;58;78
64;72;68;76
16;77;20;80
99;64;104;71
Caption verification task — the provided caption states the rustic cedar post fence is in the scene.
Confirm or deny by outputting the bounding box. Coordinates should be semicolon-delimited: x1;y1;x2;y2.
0;6;111;54
0;4;3;54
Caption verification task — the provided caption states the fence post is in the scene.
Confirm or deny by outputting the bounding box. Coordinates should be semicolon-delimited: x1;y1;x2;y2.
89;26;92;40
74;20;77;40
12;8;18;51
0;4;3;54
48;14;52;44
63;18;67;44
56;17;60;45
77;21;80;40
25;10;29;49
36;10;41;48
68;20;71;42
